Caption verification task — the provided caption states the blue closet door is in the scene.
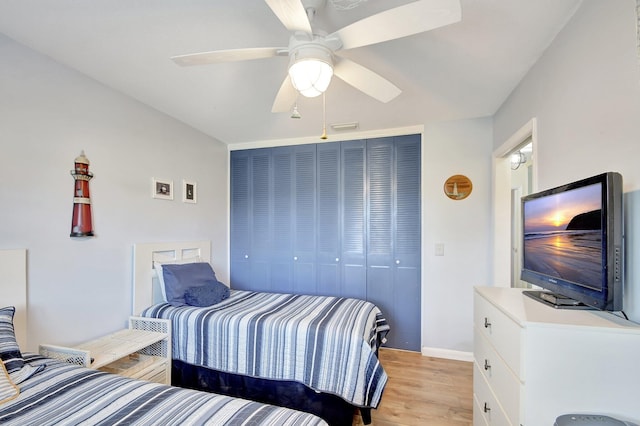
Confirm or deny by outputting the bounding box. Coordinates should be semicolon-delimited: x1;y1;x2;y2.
316;142;341;296
340;140;367;299
366;138;394;323
392;135;421;351
230;135;421;351
270;146;294;293
366;134;421;351
230;148;272;291
292;144;317;294
249;149;272;291
231;145;317;294
230;150;251;289
315;141;367;298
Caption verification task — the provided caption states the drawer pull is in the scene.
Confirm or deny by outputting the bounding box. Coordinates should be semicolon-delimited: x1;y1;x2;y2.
484;359;491;371
484;317;491;328
483;402;491;413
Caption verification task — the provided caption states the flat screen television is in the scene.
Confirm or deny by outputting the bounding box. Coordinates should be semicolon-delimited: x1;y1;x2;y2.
521;172;623;311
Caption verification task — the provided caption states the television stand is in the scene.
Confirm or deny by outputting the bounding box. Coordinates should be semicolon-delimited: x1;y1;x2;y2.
523;290;595;310
474;286;640;425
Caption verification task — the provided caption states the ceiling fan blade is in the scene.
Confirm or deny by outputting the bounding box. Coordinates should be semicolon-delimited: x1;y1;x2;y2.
171;47;285;66
271;75;298;113
265;0;312;34
332;0;461;51
333;58;401;103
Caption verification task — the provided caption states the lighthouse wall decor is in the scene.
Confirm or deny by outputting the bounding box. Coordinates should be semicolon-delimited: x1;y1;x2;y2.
70;151;94;237
443;174;473;200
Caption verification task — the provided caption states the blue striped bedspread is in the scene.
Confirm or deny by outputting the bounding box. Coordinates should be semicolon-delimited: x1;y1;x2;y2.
0;354;327;425
142;290;390;408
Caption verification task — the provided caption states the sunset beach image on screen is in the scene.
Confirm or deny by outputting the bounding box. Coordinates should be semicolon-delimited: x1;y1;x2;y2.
523;182;603;291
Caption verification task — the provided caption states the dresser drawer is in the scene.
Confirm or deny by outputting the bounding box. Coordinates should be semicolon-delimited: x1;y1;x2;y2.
475;329;521;426
474;292;523;378
473;363;512;426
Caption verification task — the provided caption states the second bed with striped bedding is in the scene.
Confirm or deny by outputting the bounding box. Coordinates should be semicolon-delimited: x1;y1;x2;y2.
142;290;390;409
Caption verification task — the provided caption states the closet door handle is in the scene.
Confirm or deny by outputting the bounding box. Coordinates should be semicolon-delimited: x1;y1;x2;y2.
484;317;491;328
484;359;491;371
483;402;491;413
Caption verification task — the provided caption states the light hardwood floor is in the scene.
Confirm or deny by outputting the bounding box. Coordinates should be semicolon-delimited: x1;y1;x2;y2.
355;348;473;426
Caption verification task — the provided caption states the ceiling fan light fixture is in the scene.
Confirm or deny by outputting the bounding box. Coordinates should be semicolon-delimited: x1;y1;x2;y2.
289;59;333;97
288;45;333;98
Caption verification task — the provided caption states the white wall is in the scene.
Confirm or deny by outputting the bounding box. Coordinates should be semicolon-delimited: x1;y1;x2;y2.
0;35;229;350
421;118;493;359
493;0;640;322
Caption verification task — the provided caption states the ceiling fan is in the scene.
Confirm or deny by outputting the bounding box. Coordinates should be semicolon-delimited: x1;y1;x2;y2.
171;0;461;113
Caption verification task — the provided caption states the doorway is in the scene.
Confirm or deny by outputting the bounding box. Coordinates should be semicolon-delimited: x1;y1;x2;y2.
509;140;533;288
492;119;538;288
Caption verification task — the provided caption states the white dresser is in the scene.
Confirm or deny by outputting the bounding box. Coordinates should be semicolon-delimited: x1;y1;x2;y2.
473;286;640;426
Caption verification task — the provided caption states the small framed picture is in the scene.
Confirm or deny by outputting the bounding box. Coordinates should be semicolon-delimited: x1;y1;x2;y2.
183;180;197;204
152;178;174;200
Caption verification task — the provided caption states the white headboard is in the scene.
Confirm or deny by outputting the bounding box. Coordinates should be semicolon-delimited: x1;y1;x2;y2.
0;249;28;349
132;241;211;315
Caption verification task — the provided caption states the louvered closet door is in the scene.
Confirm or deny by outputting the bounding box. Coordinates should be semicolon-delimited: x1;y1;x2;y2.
292;144;317;294
270;146;294;293
230;149;272;291
316;141;367;299
230;150;251;289
340;140;367;299
231;136;421;350
367;134;421;351
316;142;341;296
231;146;317;294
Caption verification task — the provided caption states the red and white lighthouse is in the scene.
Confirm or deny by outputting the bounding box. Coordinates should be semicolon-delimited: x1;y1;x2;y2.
70;151;94;237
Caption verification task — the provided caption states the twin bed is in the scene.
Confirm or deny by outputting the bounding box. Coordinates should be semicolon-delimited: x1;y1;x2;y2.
1;248;326;425
2;241;389;425
0;352;327;425
132;241;390;425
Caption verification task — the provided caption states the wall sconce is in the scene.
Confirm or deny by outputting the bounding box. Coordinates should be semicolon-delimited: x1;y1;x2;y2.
510;151;526;170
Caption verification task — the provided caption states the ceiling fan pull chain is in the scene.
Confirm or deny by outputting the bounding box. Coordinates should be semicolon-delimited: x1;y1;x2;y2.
320;92;328;140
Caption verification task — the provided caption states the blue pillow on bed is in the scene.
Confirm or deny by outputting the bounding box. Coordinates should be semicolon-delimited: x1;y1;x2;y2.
184;284;230;307
0;306;45;384
0;307;24;374
162;262;229;307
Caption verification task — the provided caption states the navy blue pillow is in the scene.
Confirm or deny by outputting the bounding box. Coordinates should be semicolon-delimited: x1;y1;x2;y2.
1;306;45;384
0;306;24;373
162;262;227;306
184;283;230;307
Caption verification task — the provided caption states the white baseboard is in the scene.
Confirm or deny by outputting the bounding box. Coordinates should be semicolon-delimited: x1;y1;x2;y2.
421;346;474;362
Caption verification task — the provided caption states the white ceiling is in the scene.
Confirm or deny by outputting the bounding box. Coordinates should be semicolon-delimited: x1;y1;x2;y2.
0;0;583;144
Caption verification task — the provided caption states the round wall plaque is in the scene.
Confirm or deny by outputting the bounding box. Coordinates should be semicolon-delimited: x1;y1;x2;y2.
444;175;473;200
